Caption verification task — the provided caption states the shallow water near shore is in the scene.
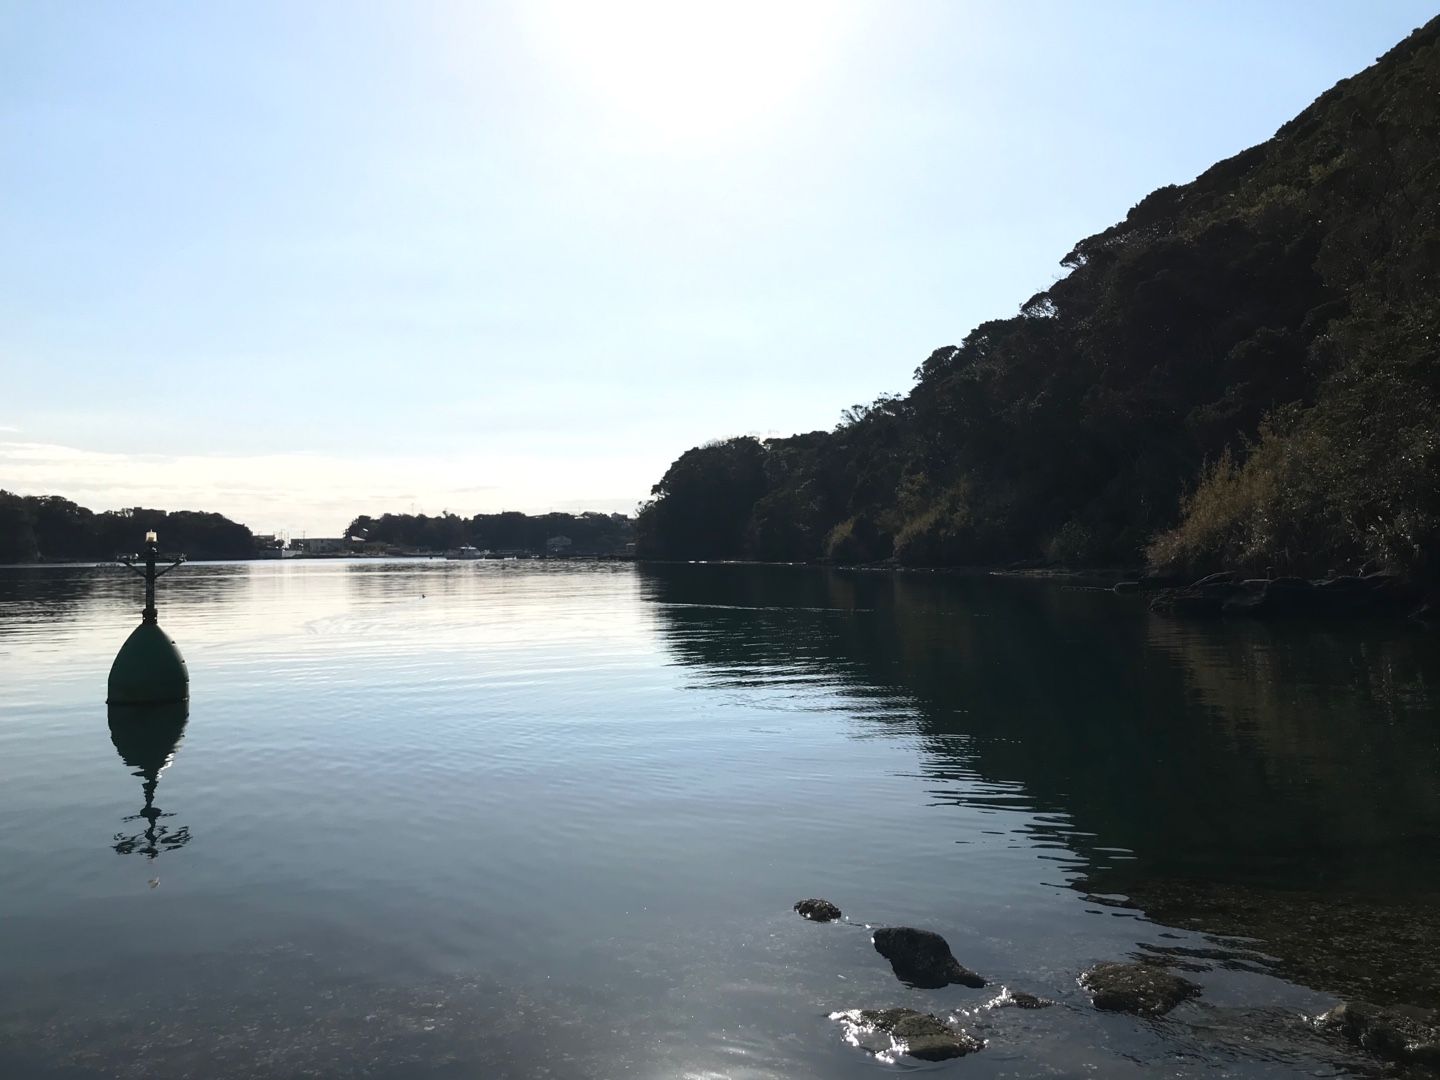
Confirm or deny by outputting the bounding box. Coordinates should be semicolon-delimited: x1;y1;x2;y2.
1;559;1437;1078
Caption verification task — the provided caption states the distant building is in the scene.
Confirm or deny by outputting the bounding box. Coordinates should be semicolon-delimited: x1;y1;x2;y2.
252;533;286;559
299;537;349;554
546;535;573;554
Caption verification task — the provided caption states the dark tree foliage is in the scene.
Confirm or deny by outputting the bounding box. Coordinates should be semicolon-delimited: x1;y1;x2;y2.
0;492;40;563
634;437;769;560
637;18;1440;582
346;510;634;554
0;492;255;562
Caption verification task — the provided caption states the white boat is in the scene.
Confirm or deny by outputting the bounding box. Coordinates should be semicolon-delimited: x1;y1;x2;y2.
445;546;489;560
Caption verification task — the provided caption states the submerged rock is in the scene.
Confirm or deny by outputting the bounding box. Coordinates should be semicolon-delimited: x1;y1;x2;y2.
1085;876;1440;1009
986;987;1054;1010
1008;991;1052;1009
793;898;842;922
1192;570;1239;586
831;1007;982;1061
1321;1001;1440;1069
871;927;985;989
1079;961;1200;1017
1149;585;1229;617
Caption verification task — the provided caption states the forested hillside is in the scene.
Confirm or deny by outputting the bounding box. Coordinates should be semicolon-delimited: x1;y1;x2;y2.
637;18;1440;582
0;492;254;562
345;511;634;554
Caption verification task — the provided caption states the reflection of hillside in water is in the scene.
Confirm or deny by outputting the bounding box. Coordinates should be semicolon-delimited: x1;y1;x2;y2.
0;565;111;637
640;563;1440;896
0;563;253;641
1119;617;1440;1006
1141;615;1440;887
643;563;1440;1004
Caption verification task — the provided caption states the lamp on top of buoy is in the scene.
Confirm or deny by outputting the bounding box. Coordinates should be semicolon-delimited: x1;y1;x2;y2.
107;530;189;705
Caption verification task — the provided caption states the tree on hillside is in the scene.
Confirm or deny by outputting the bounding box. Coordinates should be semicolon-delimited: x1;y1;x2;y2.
636;437;768;560
0;492;38;563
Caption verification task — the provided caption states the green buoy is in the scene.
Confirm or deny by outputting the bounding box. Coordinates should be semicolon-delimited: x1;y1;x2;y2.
107;531;189;705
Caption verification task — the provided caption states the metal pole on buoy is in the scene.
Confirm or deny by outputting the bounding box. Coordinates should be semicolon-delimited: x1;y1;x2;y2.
107;530;189;706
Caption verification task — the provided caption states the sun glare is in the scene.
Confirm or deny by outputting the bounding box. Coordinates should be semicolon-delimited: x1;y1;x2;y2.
523;0;855;146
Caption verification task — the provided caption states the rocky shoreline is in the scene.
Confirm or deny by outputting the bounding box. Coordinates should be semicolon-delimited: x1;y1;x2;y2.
795;895;1440;1072
641;559;1438;623
1124;569;1437;622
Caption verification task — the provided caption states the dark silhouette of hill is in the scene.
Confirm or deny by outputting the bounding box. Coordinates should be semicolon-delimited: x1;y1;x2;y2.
637;18;1440;583
0;494;636;562
345;510;634;555
0;492;254;562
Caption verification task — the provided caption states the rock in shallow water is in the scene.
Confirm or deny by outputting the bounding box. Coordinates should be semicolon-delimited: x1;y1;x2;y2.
793;898;842;922
986;987;1054;1010
1080;961;1200;1017
871;927;985;989
1150;572;1424;619
831;1007;982;1061
1321;1001;1440;1069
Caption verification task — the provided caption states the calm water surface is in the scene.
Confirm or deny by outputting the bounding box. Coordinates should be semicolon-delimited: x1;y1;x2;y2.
1;560;1437;1078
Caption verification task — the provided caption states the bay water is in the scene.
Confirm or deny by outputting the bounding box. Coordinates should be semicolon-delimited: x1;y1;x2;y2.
1;560;1437;1078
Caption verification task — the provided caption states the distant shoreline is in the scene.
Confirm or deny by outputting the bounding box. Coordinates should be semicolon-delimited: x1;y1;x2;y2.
0;552;641;568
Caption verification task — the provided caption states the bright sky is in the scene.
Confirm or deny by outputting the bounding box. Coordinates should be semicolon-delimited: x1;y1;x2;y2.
2;1;1433;536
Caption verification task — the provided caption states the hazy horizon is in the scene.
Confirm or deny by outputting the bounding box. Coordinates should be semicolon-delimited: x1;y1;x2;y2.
4;1;1434;535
